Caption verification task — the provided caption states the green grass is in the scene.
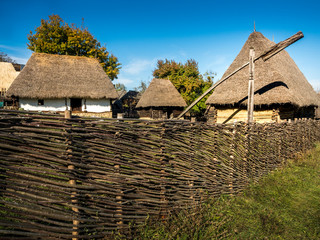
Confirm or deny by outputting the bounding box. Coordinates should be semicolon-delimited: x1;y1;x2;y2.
122;143;320;240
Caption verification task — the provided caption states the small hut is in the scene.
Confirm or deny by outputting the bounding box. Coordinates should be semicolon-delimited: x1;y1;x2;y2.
136;78;187;119
0;62;19;96
315;92;320;119
0;62;20;108
206;31;318;123
112;90;141;118
7;53;118;117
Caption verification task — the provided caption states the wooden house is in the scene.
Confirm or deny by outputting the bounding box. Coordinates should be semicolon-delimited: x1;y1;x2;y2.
112;90;141;118
205;31;319;123
136;78;187;119
6;53;118;117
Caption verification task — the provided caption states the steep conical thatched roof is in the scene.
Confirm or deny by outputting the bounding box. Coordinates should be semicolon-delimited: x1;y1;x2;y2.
7;53;118;99
136;78;187;108
0;62;19;90
206;31;318;107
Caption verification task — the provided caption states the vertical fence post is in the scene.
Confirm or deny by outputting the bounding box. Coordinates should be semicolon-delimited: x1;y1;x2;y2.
68;164;79;240
212;125;218;192
114;164;123;227
188;125;196;202
228;125;235;195
246;123;253;181
65;119;79;240
114;132;123;230
159;123;168;220
65;109;72;119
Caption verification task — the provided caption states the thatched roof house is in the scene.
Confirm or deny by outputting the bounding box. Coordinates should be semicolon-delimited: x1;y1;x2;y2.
136;78;187;119
112;90;142;118
315;92;320;119
0;62;19;94
7;53;118;115
206;31;318;123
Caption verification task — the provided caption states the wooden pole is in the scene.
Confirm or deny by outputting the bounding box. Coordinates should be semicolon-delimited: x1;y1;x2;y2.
65;110;72;119
114;132;123;230
84;99;87;112
69;163;79;240
114;164;123;227
247;48;255;124
65;124;79;240
160;126;167;220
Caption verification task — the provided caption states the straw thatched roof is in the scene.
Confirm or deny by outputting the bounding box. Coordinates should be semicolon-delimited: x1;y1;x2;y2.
0;62;19;90
136;78;187;108
316;92;320;118
7;53;118;99
206;31;318;107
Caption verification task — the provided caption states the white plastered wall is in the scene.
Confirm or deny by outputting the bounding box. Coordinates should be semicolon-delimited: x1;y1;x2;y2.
20;98;111;112
84;99;111;112
20;98;69;111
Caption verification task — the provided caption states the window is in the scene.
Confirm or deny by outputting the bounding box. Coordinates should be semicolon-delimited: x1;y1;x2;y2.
38;99;44;106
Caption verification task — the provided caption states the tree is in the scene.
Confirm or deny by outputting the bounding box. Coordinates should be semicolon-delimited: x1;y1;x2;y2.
153;59;215;115
27;15;121;80
134;80;149;94
0;51;16;63
114;83;127;91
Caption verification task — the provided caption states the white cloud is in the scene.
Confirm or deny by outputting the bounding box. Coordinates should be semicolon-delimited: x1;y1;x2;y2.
212;56;228;65
309;79;320;92
122;59;155;75
11;56;29;64
204;56;228;70
0;44;22;51
179;50;187;57
114;77;134;85
0;44;32;64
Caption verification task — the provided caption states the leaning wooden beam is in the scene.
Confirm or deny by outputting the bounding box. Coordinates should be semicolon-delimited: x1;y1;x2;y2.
175;31;304;119
262;31;304;61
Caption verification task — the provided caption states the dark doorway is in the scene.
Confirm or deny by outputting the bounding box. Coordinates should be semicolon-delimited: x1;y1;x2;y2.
70;98;82;112
166;109;173;119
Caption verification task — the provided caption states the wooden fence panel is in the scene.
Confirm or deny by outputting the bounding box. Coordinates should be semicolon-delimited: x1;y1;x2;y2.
0;110;319;238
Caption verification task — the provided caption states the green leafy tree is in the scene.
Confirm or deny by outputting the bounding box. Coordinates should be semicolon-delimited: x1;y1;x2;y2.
114;83;127;91
153;59;215;115
27;14;121;80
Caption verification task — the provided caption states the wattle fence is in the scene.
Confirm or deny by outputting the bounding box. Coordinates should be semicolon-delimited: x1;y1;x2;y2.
0;110;319;239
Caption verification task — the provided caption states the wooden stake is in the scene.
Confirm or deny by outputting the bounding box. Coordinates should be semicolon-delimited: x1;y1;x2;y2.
65;110;72;119
67;148;79;239
114;164;123;227
65;115;78;240
247;48;255;124
68;163;79;240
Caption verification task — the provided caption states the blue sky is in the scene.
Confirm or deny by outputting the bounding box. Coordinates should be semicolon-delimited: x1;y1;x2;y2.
1;0;320;91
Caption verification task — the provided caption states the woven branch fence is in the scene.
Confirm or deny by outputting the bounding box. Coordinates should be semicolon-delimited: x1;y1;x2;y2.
0;110;319;239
